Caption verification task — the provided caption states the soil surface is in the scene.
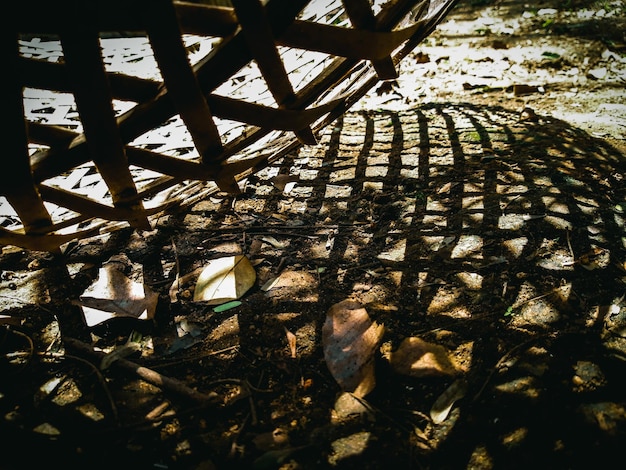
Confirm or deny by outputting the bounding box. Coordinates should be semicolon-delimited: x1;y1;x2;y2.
2;1;626;469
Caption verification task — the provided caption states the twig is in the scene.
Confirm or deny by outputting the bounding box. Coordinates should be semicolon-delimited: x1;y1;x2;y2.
63;353;120;425
565;228;575;260
247;230;319;239
3;327;34;373
171;237;182;296
64;337;218;404
148;345;239;369
501;194;521;212
473;332;554;402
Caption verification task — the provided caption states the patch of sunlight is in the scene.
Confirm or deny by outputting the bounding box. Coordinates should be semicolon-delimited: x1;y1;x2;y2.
208;314;240;348
467;444;494;469
39;377;64;399
400;166;420;178
463;212;484;227
33;423;61;437
289;185;314;198
513;298;562;326
324;184;352;199
250;184;274;196
343;238;366;260
495;376;542;398
426;286;470;317
533;175;552;187
463;195;484;210
498;214;527;230
363;181;383;191
51;379;83;406
320;200;348;214
502;427;528;448
295;322;317;356
77;403;106;422
545;215;573;230
387;270;403;287
423;235;454;252
423;214;448;227
378;238;406;262
298;169;319;180
573;194;600;211
542;196;570;214
457;272;483;290
329;167;356;182
401;154;420;167
502;237;528;258
329;431;371;466
365;165;388;178
367;154;389;165
429;155;454;166
264;271;319;302
310;240;332;259
578;402;626;434
451;235;483;259
426;197;447;212
464;181;484;192
497;183;528;194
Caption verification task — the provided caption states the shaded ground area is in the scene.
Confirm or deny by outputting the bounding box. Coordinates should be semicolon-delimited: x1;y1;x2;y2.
1;1;625;469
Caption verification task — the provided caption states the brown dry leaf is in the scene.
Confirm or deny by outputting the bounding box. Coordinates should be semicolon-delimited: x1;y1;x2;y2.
322;300;385;398
193;255;256;305
390;337;459;378
430;378;468;424
78;261;158;327
285;327;297;358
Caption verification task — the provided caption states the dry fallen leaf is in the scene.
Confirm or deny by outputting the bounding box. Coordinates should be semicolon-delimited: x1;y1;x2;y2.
430;378;468;424
285;327;297;358
322;300;385;398
193;255;256;305
389;337;459;378
78;260;158;327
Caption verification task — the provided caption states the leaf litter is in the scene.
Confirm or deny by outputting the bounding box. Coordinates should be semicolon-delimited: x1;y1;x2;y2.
2;1;626;468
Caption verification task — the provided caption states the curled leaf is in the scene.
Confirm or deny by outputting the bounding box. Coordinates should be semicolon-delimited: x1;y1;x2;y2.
430;379;468;424
193;255;256;305
322;300;385;397
389;337;459;378
78;261;158;327
285;327;297;358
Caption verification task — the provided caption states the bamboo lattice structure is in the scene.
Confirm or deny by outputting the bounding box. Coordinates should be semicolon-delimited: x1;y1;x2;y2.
2;0;459;252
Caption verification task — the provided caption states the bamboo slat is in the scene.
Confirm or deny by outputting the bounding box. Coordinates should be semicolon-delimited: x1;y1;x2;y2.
1;0;460;252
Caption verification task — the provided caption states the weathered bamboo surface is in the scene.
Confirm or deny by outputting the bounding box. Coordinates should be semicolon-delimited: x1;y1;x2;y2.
2;0;459;252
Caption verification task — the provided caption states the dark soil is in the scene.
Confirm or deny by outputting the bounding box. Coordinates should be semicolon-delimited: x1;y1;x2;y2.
2;1;625;469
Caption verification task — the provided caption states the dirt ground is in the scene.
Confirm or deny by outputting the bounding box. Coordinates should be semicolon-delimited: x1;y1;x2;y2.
1;1;626;469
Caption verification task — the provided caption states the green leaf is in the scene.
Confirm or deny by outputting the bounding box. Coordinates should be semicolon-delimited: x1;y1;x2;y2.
213;300;242;313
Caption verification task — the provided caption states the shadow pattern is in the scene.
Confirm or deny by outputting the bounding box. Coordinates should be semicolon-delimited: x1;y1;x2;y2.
1;102;625;468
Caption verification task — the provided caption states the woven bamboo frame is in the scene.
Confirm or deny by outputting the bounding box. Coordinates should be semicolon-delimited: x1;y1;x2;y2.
2;0;458;252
